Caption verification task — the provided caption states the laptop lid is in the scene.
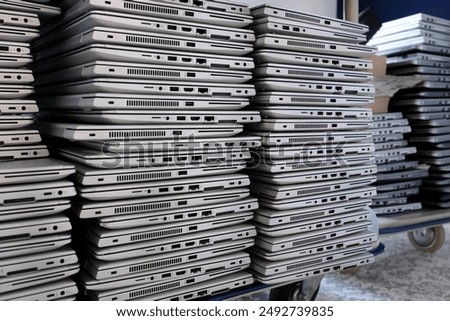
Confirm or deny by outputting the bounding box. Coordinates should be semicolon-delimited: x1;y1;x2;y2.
252;118;371;132
0;279;78;301
256;106;372;120
0;84;34;99
0;114;34;130
0;199;71;222
0;130;41;146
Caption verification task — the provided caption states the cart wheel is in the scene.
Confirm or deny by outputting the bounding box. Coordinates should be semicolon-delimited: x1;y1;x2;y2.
408;226;445;253
269;281;320;301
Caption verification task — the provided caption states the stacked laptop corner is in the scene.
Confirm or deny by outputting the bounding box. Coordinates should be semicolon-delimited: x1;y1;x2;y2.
32;0;261;301
368;13;449;209
0;0;80;302
245;4;379;285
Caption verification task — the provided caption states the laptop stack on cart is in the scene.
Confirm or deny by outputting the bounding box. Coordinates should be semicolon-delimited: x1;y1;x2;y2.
368;13;449;208
32;0;260;301
0;0;80;301
370;112;428;216
245;4;378;285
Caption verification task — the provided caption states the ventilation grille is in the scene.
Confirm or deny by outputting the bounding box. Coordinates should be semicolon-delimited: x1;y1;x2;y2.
129;258;183;273
125;35;180;47
126;100;180;107
124;2;179;16
129;281;180;299
288;70;323;77
127;68;181;77
109;131;166;138
117;172;172;182
297;187;330;196
290;211;325;222
294;124;328;129
292;235;327;247
291;97;327;103
289;137;324;143
130;228;183;242
285;12;320;24
287;40;326;49
287;258;323;270
114;202;171;214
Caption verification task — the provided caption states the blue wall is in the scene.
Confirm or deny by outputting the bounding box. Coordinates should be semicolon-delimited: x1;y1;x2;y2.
359;0;450;22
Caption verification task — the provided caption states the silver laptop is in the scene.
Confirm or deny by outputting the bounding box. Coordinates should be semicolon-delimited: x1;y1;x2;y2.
373;112;404;122
376;168;429;183
252;92;373;107
375;147;417;159
410;118;450;127
78;173;250;201
0;199;71;222
0;130;41;146
55;146;251;169
251;230;377;262
376;21;450;40
375;38;450;56
387;53;450;69
73;161;248;186
0;40;30;55
37;27;254;61
56;0;252;31
0;279;78;301
374;140;408;151
82;252;250;296
0;85;34;99
0;180;75;205
252;119;371;132
390;66;449;76
255;143;375;161
251;49;372;70
372;133;405;143
371;126;411;136
86;224;256;261
0;9;40;28
88;212;253;248
252;16;366;43
249;164;377;185
255;208;374;238
0;246;77;278
40;123;244;142
259;186;376;211
254;131;372;147
420;156;450;166
0;0;60;19
35;10;254;50
96;197;259;229
46;110;261;125
0;53;33;68
0;99;38;114
256;106;372;120
406;112;450;121
0;158;75;186
0;114;34;129
373;203;422;216
374;188;420;200
255;220;373;252
131;271;253;301
369;29;450;47
0;145;49;162
253;78;374;96
372;197;408;207
37;94;250;111
417;149;450;158
252;243;372;277
377;161;419;173
251;4;368;33
0;68;34;84
376;180;422;193
34;44;255;72
75;188;249;219
253;252;374;285
37;79;256;97
254;198;371;226
0;24;39;42
251;176;376;200
409;133;450;144
79;136;261;153
255;34;376;58
84;238;253;280
381;13;450;28
36;61;253;86
372;118;409;128
0;232;72;260
253;64;373;82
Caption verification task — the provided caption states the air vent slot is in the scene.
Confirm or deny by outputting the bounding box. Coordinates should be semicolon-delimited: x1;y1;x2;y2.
126;100;179;107
287;70;323;77
290;211;325;221
114;202;171;214
287;258;323;270
117;172;171;182
292;235;327;246
297;187;330;195
125;35;180;47
285;12;320;23
128;257;182;273
131;228;183;241
286;40;326;49
109;131;166;138
124;2;179;15
291;97;327;103
129;281;180;299
289;137;324;143
127;68;181;78
294;124;327;129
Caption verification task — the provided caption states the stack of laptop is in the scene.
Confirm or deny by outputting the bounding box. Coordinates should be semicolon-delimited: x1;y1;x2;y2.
368;13;449;208
245;4;378;285
0;0;80;301
371;112;428;216
32;0;260;301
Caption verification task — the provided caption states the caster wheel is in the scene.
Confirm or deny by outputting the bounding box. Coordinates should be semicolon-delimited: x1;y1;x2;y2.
408;226;445;253
269;282;320;301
